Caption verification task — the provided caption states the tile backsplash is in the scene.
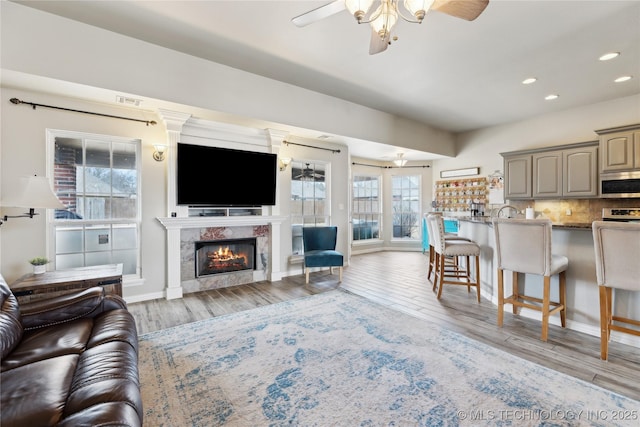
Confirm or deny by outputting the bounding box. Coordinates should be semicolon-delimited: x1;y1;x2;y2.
508;199;640;224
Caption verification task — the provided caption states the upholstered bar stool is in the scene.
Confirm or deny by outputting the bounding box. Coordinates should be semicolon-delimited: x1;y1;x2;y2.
592;221;640;360
492;218;567;342
425;213;471;284
429;214;481;301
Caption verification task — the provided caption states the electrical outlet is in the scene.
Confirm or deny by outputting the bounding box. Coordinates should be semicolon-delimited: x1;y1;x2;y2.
565;209;572;216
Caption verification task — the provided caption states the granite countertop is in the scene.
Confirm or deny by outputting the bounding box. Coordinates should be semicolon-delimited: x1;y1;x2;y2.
454;216;593;230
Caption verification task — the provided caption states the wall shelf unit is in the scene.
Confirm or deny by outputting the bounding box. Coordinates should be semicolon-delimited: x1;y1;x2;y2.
434;177;487;212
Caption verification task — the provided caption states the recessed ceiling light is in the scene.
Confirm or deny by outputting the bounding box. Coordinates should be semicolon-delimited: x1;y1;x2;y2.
599;52;620;61
614;75;632;83
522;77;537;85
545;94;559;101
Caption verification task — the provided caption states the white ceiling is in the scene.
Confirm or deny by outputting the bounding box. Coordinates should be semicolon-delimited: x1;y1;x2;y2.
6;0;640;160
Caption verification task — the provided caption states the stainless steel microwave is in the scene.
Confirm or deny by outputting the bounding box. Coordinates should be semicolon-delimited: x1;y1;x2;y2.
600;171;640;198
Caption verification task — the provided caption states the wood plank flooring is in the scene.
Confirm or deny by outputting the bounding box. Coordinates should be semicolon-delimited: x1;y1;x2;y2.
128;251;640;401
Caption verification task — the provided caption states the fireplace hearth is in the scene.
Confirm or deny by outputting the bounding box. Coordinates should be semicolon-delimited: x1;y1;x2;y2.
195;238;256;277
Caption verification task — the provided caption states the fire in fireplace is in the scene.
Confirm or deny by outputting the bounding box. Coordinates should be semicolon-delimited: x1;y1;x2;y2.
195;238;256;277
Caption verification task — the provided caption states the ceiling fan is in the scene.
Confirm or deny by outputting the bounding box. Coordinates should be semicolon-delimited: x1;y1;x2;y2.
292;0;489;55
294;163;326;181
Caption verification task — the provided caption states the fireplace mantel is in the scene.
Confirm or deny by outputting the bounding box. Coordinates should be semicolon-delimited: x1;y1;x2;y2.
157;215;287;299
157;215;286;229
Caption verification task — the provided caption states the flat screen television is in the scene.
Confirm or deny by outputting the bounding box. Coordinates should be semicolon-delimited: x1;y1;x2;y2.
176;143;277;207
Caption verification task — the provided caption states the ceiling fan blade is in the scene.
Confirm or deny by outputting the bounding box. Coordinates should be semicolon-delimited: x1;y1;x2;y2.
431;0;490;21
369;29;390;55
292;0;346;27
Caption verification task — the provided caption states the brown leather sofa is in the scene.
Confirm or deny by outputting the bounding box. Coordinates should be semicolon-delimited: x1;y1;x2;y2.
0;273;142;427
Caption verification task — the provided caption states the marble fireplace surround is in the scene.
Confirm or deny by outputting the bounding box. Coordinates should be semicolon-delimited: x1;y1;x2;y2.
157;215;286;299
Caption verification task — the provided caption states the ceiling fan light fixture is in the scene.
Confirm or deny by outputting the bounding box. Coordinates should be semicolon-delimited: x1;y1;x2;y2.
403;0;435;22
371;1;398;38
393;153;408;167
345;0;375;22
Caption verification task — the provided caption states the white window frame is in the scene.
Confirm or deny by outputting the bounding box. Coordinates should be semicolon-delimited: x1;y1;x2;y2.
46;129;142;283
352;174;382;244
290;160;330;255
391;174;421;240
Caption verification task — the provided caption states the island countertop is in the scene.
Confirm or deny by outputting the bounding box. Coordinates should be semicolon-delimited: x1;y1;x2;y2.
454;216;593;230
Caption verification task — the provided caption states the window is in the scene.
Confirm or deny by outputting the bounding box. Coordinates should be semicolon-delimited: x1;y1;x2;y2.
352;175;381;241
50;131;141;276
391;175;420;239
290;161;328;254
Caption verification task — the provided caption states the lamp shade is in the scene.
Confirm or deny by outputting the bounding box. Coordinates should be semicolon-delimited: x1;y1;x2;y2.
0;176;66;209
371;1;398;37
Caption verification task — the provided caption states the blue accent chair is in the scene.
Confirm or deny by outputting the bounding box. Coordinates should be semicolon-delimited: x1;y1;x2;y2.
302;226;344;284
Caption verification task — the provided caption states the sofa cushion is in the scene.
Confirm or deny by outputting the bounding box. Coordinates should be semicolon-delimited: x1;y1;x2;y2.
87;309;138;351
1;354;78;427
1;318;92;372
0;275;22;359
65;340;142;422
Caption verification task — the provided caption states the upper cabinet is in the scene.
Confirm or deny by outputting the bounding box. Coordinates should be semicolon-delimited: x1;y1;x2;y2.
504;155;532;199
596;124;640;173
502;141;599;200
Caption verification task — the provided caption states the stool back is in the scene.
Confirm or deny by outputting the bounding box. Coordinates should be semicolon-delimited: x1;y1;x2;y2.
592;221;640;291
493;218;552;276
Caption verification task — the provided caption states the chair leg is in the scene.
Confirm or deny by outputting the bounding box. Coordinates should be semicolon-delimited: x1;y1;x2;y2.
599;285;610;360
465;255;471;292
432;253;439;291
497;268;505;327
512;271;519;315
541;275;551;342
436;254;446;300
474;255;481;302
427;245;434;282
339;266;343;283
559;271;567;328
305;268;310;284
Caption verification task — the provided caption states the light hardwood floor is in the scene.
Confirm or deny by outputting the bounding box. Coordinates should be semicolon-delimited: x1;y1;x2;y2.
128;251;640;401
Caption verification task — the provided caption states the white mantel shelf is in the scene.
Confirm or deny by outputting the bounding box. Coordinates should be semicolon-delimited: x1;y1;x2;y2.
157;215;287;229
156;215;287;300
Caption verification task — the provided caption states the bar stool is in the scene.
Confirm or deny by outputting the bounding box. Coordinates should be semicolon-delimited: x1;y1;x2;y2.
429;214;481;301
492;218;567;342
425;214;471;285
592;221;640;360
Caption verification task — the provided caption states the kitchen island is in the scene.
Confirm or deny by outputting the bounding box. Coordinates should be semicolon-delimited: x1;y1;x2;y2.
454;217;640;348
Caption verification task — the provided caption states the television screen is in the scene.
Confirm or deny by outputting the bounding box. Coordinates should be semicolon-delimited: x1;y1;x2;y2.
176;143;277;206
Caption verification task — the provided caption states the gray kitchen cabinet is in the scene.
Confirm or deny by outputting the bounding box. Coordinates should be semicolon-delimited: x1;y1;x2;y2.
596;125;640;173
504;154;531;199
533;151;562;198
502;141;598;200
563;145;598;197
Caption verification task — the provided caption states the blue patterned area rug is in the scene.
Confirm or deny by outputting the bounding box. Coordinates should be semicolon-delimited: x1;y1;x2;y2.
139;290;638;426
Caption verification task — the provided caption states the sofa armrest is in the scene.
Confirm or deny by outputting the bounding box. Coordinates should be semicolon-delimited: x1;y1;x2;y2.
20;286;127;330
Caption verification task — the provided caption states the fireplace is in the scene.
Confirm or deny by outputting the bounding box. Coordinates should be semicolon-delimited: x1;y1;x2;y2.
195;238;256;277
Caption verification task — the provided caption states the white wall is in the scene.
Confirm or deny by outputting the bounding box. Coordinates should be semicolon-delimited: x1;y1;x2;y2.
0;1;455;157
0;87;168;297
432;94;640;184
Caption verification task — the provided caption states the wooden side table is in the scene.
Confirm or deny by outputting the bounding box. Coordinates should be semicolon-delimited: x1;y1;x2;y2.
10;264;123;304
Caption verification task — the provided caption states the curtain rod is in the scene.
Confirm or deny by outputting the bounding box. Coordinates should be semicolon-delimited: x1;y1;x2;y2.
283;140;340;153
10;98;157;126
352;162;431;169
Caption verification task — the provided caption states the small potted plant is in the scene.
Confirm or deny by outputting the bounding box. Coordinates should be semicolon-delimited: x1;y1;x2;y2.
28;257;50;275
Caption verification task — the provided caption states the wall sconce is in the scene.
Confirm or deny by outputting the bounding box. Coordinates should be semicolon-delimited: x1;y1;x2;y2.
279;157;292;171
393;153;407;167
153;145;167;161
0;175;66;226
